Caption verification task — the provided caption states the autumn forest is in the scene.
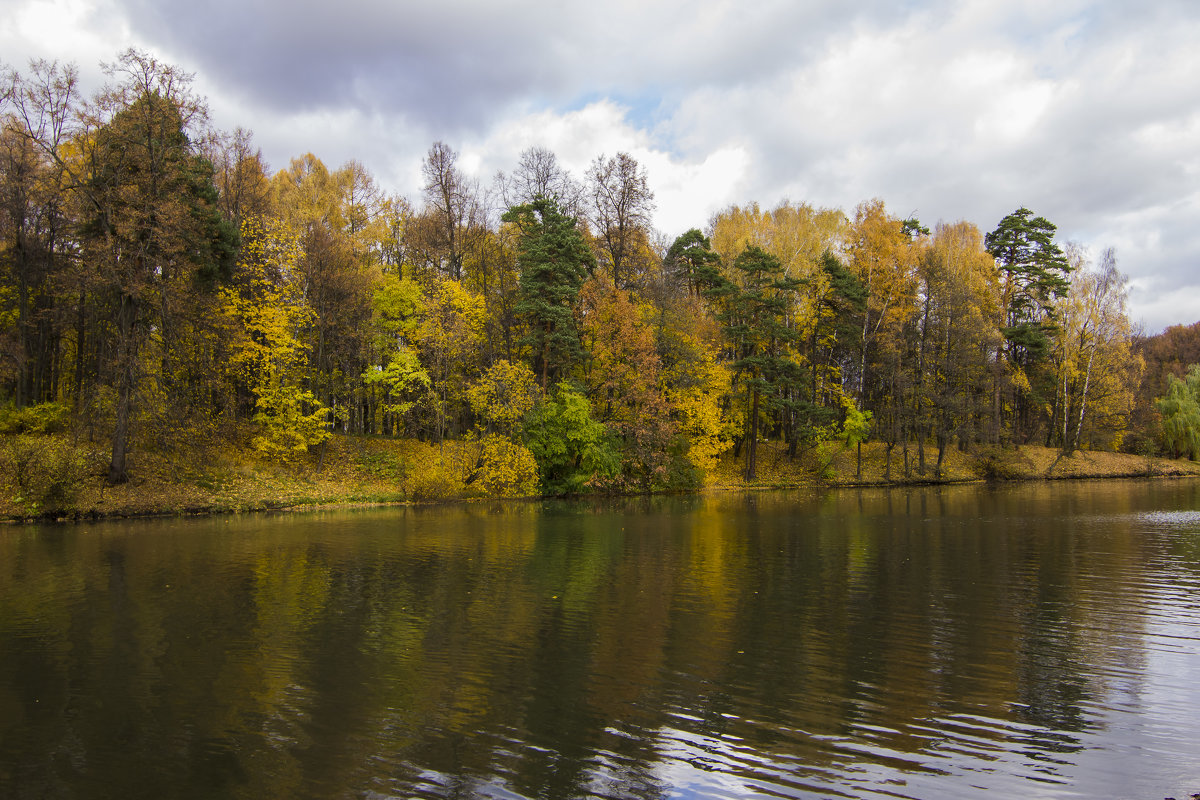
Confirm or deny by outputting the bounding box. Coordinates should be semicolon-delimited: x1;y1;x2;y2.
3;51;1198;510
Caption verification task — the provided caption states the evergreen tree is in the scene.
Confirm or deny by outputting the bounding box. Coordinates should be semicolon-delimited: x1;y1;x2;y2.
502;196;594;390
705;245;803;480
985;207;1071;442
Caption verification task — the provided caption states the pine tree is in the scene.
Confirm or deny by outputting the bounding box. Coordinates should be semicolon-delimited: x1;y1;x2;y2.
502;196;595;390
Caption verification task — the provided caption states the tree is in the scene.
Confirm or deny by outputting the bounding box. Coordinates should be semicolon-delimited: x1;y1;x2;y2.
523;381;619;495
0;113;71;409
809;251;866;413
495;146;583;219
415;278;486;442
1131;321;1200;452
417;141;482;281
985;207;1072;442
467;358;540;440
208;126;271;227
80;51;236;482
1052;247;1139;452
840;396;873;478
221;217;330;462
271;154;384;434
1;60;82;413
579;278;673;490
707;245;803;480
364;272;425;435
502;196;594;390
1158;365;1200;460
846;199;921;400
663;228;721;297
916;222;1001;468
586;152;654;288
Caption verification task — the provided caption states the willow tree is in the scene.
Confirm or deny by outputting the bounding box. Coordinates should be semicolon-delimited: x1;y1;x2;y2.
1158;365;1200;461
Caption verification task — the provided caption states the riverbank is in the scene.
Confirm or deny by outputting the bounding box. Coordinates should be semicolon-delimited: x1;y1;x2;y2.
706;439;1200;490
3;431;1199;522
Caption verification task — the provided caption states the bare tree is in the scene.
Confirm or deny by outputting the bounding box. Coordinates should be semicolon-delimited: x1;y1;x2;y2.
420;141;482;281
586;152;655;288
207;126;271;226
495;146;584;219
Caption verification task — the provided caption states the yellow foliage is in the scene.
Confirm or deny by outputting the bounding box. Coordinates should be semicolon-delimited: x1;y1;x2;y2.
474;434;539;497
667;359;733;481
251;385;331;463
222;217;330;462
467;359;541;436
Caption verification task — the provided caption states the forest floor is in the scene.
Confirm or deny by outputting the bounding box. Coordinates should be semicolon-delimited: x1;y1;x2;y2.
3;430;1199;522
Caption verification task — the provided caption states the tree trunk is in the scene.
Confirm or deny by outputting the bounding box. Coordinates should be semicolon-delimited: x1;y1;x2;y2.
745;385;760;481
1070;347;1096;454
108;292;138;484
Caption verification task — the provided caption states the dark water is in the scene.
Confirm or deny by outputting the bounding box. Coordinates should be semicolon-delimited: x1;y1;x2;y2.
3;481;1200;799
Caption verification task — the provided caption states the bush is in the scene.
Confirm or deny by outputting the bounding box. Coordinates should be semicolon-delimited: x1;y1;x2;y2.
0;402;70;435
475;435;539;497
1;435;90;516
405;462;464;501
974;445;1033;481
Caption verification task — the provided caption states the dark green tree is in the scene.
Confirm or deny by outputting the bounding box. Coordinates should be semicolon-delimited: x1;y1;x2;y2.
502;195;595;390
986;207;1070;361
705;244;803;480
985;207;1071;441
82;52;236;482
663;228;722;297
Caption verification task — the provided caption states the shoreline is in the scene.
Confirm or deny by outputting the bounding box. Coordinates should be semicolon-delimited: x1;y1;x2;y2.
4;435;1198;524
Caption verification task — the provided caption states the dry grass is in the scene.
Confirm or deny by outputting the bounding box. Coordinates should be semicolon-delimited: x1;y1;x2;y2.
4;430;1199;522
706;439;1200;491
0;430;494;521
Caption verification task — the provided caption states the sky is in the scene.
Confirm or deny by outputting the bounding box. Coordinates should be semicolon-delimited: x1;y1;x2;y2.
3;0;1197;333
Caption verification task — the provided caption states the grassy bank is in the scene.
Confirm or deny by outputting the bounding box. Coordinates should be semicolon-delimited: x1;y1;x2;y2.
3;430;1199;522
707;439;1200;489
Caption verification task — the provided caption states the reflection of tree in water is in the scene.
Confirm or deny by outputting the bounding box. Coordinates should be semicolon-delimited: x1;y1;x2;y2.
0;485;1190;798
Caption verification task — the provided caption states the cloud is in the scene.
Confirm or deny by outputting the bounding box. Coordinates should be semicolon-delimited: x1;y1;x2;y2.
3;0;1198;331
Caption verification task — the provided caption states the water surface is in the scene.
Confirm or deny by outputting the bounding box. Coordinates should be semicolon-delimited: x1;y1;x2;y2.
3;480;1200;798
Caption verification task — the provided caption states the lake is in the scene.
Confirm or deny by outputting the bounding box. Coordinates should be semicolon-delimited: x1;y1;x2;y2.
3;479;1200;799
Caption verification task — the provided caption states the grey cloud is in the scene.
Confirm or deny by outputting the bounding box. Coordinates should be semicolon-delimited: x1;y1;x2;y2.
111;0;914;132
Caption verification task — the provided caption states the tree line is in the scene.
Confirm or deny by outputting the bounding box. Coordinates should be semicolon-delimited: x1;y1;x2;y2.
0;50;1171;494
